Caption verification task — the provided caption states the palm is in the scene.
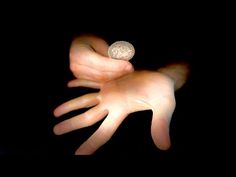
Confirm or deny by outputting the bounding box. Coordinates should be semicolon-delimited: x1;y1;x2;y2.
54;71;176;155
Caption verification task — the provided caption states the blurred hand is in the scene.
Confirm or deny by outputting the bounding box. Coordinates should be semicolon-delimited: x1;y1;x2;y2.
53;71;176;155
68;35;134;87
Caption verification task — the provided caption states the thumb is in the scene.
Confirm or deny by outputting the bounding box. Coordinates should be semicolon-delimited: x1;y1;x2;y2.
151;101;175;150
91;51;134;73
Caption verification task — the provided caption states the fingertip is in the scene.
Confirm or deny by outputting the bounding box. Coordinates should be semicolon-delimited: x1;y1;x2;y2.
151;118;171;151
67;79;79;87
75;147;92;155
74;150;82;155
53;108;61;117
157;141;171;151
67;81;73;87
125;63;134;72
152;133;171;151
53;125;61;135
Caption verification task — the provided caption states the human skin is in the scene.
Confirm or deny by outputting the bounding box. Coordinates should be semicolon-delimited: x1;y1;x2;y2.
53;66;189;155
68;34;134;86
53;35;189;155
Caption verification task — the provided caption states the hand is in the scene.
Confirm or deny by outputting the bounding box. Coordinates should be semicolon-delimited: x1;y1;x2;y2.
68;35;134;87
53;71;176;155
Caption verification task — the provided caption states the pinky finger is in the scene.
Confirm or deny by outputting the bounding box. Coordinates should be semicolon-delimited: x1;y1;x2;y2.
68;79;101;89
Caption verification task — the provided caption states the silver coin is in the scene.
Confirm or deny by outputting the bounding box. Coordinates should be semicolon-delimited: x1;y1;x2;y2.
108;41;135;60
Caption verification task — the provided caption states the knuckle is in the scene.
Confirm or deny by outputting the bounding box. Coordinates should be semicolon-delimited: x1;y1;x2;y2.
70;46;87;60
163;97;176;109
94;73;107;82
70;63;78;72
83;112;93;126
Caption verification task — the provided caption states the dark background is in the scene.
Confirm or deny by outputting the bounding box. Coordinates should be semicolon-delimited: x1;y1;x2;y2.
1;8;232;165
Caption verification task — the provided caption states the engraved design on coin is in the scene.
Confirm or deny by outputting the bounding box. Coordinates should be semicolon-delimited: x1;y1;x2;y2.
108;41;135;61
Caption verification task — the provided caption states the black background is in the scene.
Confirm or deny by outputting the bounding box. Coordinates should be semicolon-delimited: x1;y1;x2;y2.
0;6;233;167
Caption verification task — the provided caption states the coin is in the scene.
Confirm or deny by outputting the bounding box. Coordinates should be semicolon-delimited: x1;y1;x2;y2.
108;41;135;60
